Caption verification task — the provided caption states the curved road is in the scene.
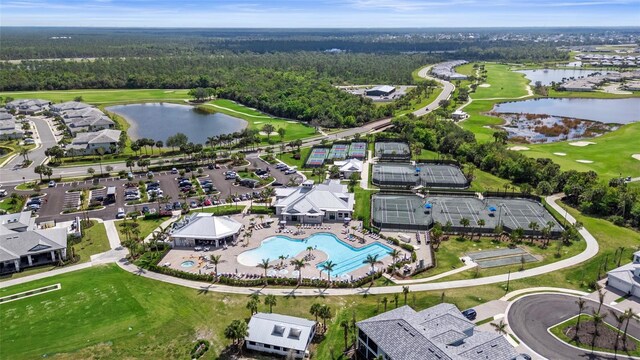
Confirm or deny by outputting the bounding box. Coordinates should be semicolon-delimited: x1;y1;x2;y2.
413;65;456;116
508;293;640;360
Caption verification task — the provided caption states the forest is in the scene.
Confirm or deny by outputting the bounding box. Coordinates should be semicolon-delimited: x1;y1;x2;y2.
389;115;640;230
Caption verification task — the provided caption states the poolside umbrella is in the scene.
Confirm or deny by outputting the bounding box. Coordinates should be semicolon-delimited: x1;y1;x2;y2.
424;203;432;209
489;206;497;212
415;167;421;173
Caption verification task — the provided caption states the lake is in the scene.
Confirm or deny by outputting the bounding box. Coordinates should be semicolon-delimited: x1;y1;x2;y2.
516;69;612;85
493;98;640;124
106;103;247;144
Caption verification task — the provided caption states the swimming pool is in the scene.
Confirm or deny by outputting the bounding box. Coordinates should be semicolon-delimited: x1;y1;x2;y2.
237;233;392;276
181;260;195;268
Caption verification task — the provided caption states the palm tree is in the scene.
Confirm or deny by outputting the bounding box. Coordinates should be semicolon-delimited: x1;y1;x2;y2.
340;319;350;351
246;298;259;316
623;308;638;348
306;246;313;257
491;320;507;334
210;254;223;276
597;288;606;314
402;286;409;305
528;221;539;243
264;294;277;313
256;258;273;283
224;319;249;350
206;136;217;151
363;254;383;275
381;296;388;312
459;217;470;238
319;304;332;332
476;219;486;240
575;297;586;334
310;303;322;323
388;249;401;265
290;258;307;285
591;310;607;351
610;310;625;353
321;261;336;283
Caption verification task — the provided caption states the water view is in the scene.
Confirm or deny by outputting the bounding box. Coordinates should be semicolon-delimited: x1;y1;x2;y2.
106;103;247;144
493;98;640;124
516;69;612;85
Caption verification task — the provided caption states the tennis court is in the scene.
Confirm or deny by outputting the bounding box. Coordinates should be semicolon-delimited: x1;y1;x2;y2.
418;164;468;188
371;194;431;230
328;143;349;159
306;147;329;167
374;142;411;160
372;194;563;234
372;164;418;186
372;163;469;188
348;142;367;159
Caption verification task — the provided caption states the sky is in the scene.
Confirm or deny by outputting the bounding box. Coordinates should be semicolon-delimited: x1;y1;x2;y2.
1;0;639;28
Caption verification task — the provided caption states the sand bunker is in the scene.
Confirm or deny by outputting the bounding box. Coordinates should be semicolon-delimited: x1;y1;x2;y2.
479;83;491;88
287;121;297;124
482;125;492;129
632;154;640;161
553;152;567;156
253;121;263;124
259;131;279;136
576;160;594;164
509;146;530;151
569;141;596;147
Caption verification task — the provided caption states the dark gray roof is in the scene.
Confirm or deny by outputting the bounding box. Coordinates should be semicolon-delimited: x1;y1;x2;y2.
357;304;518;360
0;228;67;262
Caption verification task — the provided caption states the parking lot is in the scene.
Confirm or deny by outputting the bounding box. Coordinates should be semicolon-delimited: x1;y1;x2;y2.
9;157;300;224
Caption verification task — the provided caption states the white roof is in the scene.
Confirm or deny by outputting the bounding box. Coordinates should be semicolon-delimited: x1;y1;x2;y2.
246;313;315;351
71;129;121;146
334;158;363;173
274;180;354;216
369;85;395;93
170;213;242;240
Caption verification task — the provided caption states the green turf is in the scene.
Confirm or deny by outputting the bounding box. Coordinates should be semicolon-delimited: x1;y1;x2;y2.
549;314;640;357
548;88;640;99
115;216;166;243
525;122;640;179
73;221;112;263
0;89;191;104
470;64;531;99
280;147;311;169
396;85;443;116
468;169;520;193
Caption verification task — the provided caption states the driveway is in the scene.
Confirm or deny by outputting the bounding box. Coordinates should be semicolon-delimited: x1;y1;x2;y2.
507;293;640;360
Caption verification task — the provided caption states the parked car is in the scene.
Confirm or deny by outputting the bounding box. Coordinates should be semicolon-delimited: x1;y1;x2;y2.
225;173;237;180
0;189;7;197
23;138;35;145
171;168;178;174
185;167;192;172
285;169;297;175
207;164;214;170
146;171;154;177
127;172;134;179
142;206;150;213
125;194;140;201
116;208;126;219
48;181;56;187
28;204;40;210
173;201;182;210
255;169;267;175
190;201;198;208
275;163;286;169
203;198;212;206
461;309;477;321
271;182;283;187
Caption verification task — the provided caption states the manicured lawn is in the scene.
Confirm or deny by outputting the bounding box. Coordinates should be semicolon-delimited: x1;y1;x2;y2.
115;216;166;242
470;63;531;99
548;88;640;99
204;99;317;142
197;205;242;215
354;187;377;226
72;221;112;263
280;147;311;168
0;89;191;104
395;85;443;116
549;314;640;357
0;196;26;214
469;169;519;193
525;122;640;180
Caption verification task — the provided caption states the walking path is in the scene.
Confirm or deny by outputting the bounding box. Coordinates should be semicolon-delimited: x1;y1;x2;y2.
383;257;476;284
359;150;373;190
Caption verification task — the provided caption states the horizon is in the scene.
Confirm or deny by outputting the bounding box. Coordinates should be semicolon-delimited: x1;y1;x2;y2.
2;0;639;28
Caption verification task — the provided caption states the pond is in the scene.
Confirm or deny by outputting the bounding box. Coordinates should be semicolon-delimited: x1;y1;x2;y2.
516;69;612;85
106;103;247;144
493;98;640;124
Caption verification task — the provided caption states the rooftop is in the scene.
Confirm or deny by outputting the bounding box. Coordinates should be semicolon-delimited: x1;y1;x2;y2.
170;213;243;240
246;312;315;351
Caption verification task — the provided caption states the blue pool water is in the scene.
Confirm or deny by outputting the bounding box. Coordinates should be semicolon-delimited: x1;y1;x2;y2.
237;233;392;276
181;260;195;268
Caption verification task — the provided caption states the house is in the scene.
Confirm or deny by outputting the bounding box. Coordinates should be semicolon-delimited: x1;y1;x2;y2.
0;211;68;274
333;158;363;178
67;129;121;155
356;304;519;360
0;114;25;140
365;85;396;97
274;179;354;224
5;99;50;115
170;212;243;247
607;251;640;298
50;101;92;114
431;60;469;80
452;110;469;121
61;107;115;134
245;313;316;359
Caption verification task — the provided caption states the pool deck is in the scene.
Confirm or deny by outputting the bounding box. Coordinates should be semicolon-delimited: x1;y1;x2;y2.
159;214;412;282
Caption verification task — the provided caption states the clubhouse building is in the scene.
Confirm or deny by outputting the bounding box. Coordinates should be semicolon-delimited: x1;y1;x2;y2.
274;180;354;224
170;213;243;248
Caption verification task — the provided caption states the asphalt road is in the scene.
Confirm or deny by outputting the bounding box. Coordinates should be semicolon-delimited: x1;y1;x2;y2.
413;65;456;116
3;117;58;171
508;293;640;360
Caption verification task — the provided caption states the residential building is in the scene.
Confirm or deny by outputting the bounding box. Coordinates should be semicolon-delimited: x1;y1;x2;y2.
0;211;68;274
245;313;316;359
365;85;396;97
607;251;640;297
356;304;519;360
431;60;468;80
5;99;50;115
50;101;92;114
333;158;363;178
67;129;121;155
452;110;469;121
170;212;243;247
0;114;25;140
61;107;115;134
274;179;354;224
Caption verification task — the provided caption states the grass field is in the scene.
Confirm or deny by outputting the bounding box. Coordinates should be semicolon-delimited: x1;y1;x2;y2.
0;89;191;104
280;147;311;168
115;216;166;243
469;169;520;193
470;63;531;99
525;122;640;179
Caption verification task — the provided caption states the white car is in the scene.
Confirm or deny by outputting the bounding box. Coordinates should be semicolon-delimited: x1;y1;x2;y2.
125;194;140;201
116;208;126;219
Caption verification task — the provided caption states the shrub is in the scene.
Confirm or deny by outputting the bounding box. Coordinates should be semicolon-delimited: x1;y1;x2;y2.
190;340;210;359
